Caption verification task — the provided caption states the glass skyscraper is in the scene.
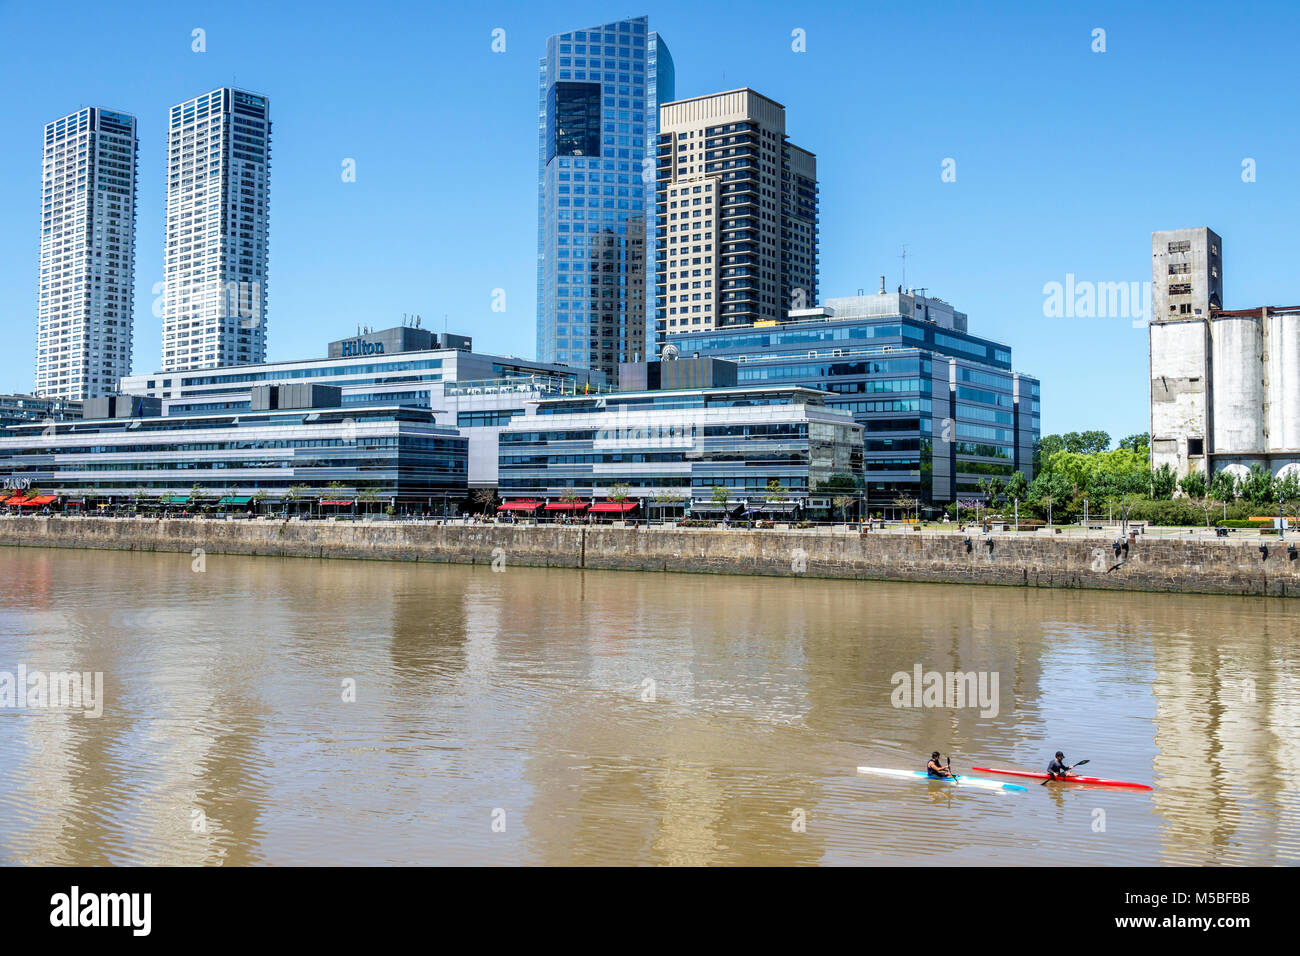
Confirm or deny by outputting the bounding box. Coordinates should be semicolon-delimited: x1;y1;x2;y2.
536;16;673;385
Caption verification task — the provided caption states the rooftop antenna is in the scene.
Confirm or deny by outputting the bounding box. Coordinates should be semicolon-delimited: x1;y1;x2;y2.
898;245;909;290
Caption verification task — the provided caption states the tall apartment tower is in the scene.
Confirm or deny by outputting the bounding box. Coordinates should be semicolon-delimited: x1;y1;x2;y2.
162;88;271;372
36;108;138;400
655;89;819;344
536;16;674;385
1149;227;1223;477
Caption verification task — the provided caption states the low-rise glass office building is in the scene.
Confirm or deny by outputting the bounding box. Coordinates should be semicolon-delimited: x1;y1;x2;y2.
0;399;467;513
497;385;863;516
119;326;608;489
666;291;1040;505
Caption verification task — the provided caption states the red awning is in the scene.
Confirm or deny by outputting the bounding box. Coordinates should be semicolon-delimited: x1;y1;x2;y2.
3;496;29;505
498;500;542;512
544;502;588;511
23;495;56;505
589;501;637;513
319;500;354;506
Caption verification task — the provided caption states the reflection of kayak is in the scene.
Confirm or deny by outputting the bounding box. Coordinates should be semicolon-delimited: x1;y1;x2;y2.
857;767;1027;792
971;766;1153;790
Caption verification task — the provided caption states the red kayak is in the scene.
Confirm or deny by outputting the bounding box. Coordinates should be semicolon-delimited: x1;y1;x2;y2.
971;766;1153;790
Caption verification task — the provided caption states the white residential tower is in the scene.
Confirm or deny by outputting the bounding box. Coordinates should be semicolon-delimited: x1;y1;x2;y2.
37;107;138;400
162;88;271;371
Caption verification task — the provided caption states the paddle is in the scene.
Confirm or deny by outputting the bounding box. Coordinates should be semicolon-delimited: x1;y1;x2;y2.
1040;758;1091;785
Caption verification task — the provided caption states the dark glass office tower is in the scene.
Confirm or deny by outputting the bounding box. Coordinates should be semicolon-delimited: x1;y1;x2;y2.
536;16;673;385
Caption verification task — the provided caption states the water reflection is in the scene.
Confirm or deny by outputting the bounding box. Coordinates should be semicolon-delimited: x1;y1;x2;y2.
0;546;1296;865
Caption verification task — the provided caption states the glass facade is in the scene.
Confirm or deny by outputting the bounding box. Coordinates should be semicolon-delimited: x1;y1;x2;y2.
536;16;674;385
0;406;467;502
668;306;1040;505
498;387;863;504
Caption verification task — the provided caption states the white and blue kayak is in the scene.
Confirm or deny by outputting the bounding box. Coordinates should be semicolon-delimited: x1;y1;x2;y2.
857;766;1027;792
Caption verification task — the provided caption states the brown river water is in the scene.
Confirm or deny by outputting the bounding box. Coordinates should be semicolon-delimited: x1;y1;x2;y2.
0;545;1296;866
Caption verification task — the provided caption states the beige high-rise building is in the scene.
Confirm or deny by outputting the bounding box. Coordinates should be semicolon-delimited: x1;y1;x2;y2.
655;89;818;348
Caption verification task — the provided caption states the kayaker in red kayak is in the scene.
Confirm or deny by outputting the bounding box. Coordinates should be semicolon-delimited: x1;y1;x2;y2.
926;752;954;778
1046;751;1075;779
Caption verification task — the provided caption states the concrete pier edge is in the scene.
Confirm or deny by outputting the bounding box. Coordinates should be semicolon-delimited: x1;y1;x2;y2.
0;516;1294;597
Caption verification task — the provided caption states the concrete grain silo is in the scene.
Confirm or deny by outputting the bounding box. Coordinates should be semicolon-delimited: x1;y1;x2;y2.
1266;307;1300;452
1211;312;1265;454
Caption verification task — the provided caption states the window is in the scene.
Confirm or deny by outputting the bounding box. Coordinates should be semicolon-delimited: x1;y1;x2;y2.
1187;438;1204;457
548;82;602;160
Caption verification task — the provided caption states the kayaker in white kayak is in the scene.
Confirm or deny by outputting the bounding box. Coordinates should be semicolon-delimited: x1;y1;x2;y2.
1046;751;1075;779
926;752;954;778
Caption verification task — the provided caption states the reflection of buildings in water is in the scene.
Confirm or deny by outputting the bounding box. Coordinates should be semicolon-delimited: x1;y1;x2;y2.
511;572;824;864
1149;599;1300;864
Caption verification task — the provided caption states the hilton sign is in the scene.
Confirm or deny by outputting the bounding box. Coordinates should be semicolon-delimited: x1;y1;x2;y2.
340;338;385;357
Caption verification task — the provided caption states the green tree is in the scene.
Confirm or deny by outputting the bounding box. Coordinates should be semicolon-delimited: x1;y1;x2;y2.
1005;470;1029;502
1029;470;1073;524
1209;469;1238;503
987;476;1005;507
764;478;788;501
1149;463;1177;501
710;485;730;507
605;482;630;503
1179;469;1208;499
1075;430;1112;455
1119;432;1150;455
1276;472;1300;531
1035;435;1065;473
1240;464;1275;506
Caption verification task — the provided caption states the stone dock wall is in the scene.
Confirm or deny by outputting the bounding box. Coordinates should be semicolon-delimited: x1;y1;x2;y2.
1;516;1296;597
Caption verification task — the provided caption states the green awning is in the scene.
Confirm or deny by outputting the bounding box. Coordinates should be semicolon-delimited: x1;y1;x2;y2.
217;496;252;505
166;496;190;504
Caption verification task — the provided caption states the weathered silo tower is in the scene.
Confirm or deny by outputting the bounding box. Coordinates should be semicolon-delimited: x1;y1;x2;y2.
1149;228;1223;478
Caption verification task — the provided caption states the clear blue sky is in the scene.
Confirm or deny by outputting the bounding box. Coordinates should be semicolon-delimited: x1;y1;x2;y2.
2;0;1296;442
